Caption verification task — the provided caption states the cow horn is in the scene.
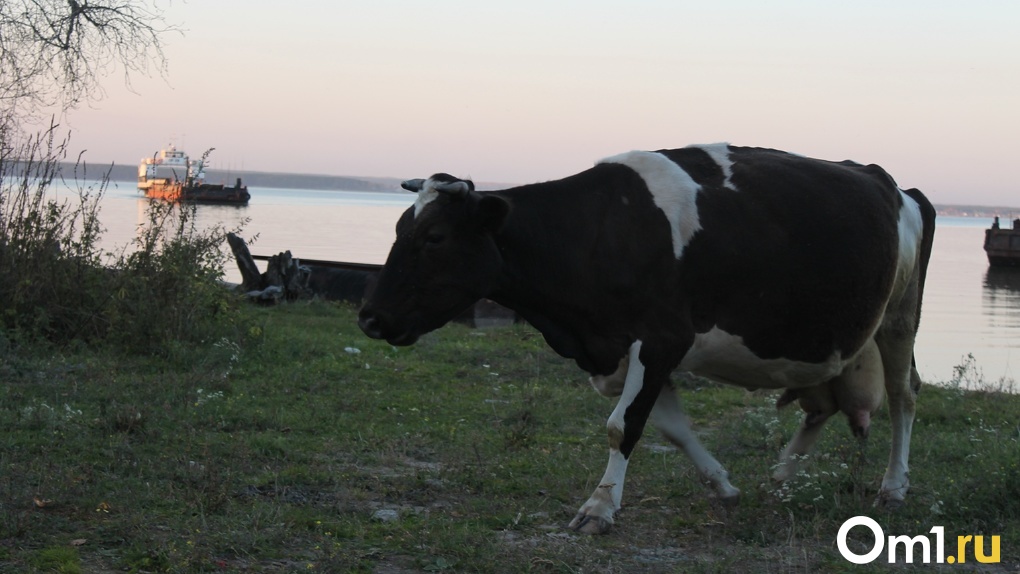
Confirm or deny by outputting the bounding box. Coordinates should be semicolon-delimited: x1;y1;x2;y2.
434;181;471;196
401;179;426;192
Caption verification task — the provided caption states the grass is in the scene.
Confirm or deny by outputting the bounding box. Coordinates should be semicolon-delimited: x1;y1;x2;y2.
0;301;1018;572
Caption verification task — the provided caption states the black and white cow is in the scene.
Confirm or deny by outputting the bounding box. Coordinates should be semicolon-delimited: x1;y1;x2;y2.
358;144;936;533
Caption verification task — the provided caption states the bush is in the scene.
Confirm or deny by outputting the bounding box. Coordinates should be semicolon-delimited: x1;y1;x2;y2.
0;123;243;354
105;199;244;356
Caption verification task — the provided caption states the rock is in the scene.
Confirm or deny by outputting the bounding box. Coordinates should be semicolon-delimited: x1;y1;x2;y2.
372;508;399;522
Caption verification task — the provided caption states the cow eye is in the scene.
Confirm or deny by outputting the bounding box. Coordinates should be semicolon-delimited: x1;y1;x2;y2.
425;232;446;245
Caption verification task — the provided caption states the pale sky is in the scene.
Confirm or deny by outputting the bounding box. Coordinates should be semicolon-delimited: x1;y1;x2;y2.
63;1;1019;206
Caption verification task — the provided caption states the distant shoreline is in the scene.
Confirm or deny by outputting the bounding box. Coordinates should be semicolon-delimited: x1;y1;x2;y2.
55;162;1016;216
935;205;1019;218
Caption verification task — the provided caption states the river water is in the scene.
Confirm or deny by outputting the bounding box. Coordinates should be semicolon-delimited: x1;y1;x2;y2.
76;181;1017;392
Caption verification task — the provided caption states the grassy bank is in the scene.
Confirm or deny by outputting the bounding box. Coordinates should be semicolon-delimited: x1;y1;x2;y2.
1;302;1018;573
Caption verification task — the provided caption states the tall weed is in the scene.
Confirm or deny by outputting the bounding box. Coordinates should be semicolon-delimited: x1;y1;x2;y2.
0;123;108;342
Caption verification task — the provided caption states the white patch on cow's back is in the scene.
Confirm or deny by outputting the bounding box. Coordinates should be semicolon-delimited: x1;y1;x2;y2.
598;151;701;259
893;190;925;299
679;326;846;390
688;142;736;190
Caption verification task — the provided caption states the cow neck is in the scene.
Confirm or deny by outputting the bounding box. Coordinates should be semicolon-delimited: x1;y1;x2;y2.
488;188;582;312
486;189;623;375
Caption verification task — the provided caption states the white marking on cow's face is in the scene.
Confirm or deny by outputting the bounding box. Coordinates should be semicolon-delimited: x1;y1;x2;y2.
689;142;736;190
413;177;453;218
413;190;438;218
892;190;925;298
598;151;702;259
679;326;846;390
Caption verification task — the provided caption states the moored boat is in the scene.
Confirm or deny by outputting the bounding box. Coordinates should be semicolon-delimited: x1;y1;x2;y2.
983;216;1020;267
138;145;250;204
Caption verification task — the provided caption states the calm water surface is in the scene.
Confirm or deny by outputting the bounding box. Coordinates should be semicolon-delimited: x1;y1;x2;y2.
918;218;1020;389
83;182;1017;391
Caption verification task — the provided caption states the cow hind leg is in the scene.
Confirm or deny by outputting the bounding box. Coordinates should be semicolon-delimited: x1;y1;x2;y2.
775;391;832;485
875;332;917;509
652;385;740;502
874;276;922;509
774;337;885;481
589;354;629;398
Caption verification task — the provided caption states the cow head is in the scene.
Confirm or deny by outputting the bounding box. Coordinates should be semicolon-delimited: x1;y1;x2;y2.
358;173;511;345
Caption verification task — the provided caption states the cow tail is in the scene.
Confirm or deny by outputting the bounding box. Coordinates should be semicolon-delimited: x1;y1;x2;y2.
903;187;937;394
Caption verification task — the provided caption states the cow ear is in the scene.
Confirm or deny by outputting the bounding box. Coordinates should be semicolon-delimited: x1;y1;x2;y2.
475;195;510;233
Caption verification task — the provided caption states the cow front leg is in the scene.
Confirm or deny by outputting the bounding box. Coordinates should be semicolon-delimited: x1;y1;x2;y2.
569;340;661;534
569;448;629;534
652;385;740;502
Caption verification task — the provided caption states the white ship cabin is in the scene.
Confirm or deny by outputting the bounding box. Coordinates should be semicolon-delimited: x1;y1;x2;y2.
139;145;190;183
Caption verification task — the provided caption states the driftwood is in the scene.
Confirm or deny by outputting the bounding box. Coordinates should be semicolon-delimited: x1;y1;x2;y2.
226;232;261;291
264;250;310;299
227;233;312;302
226;233;378;304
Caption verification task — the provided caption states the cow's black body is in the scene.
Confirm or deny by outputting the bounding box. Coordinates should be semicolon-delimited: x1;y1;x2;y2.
359;144;936;532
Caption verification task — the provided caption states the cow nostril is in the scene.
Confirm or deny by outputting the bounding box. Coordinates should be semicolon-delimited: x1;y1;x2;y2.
358;311;383;339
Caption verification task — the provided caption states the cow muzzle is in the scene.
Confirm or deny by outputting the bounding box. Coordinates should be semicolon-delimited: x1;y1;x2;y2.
357;311;384;340
357;308;419;346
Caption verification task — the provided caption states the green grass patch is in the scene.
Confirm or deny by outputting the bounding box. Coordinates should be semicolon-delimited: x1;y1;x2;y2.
0;301;1017;572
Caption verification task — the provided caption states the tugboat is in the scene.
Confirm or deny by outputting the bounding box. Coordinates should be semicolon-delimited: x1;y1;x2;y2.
983;216;1020;267
138;145;250;204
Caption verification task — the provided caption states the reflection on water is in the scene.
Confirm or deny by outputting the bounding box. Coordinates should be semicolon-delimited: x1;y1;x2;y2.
983;267;1020;330
982;266;1020;352
914;221;1018;390
984;266;1020;294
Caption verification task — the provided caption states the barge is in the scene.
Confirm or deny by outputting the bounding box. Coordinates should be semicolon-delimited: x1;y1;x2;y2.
984;216;1020;267
139;145;250;204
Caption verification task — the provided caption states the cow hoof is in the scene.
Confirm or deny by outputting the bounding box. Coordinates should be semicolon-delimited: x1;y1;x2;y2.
876;477;909;510
713;491;741;508
874;494;906;511
569;513;613;535
772;467;795;483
